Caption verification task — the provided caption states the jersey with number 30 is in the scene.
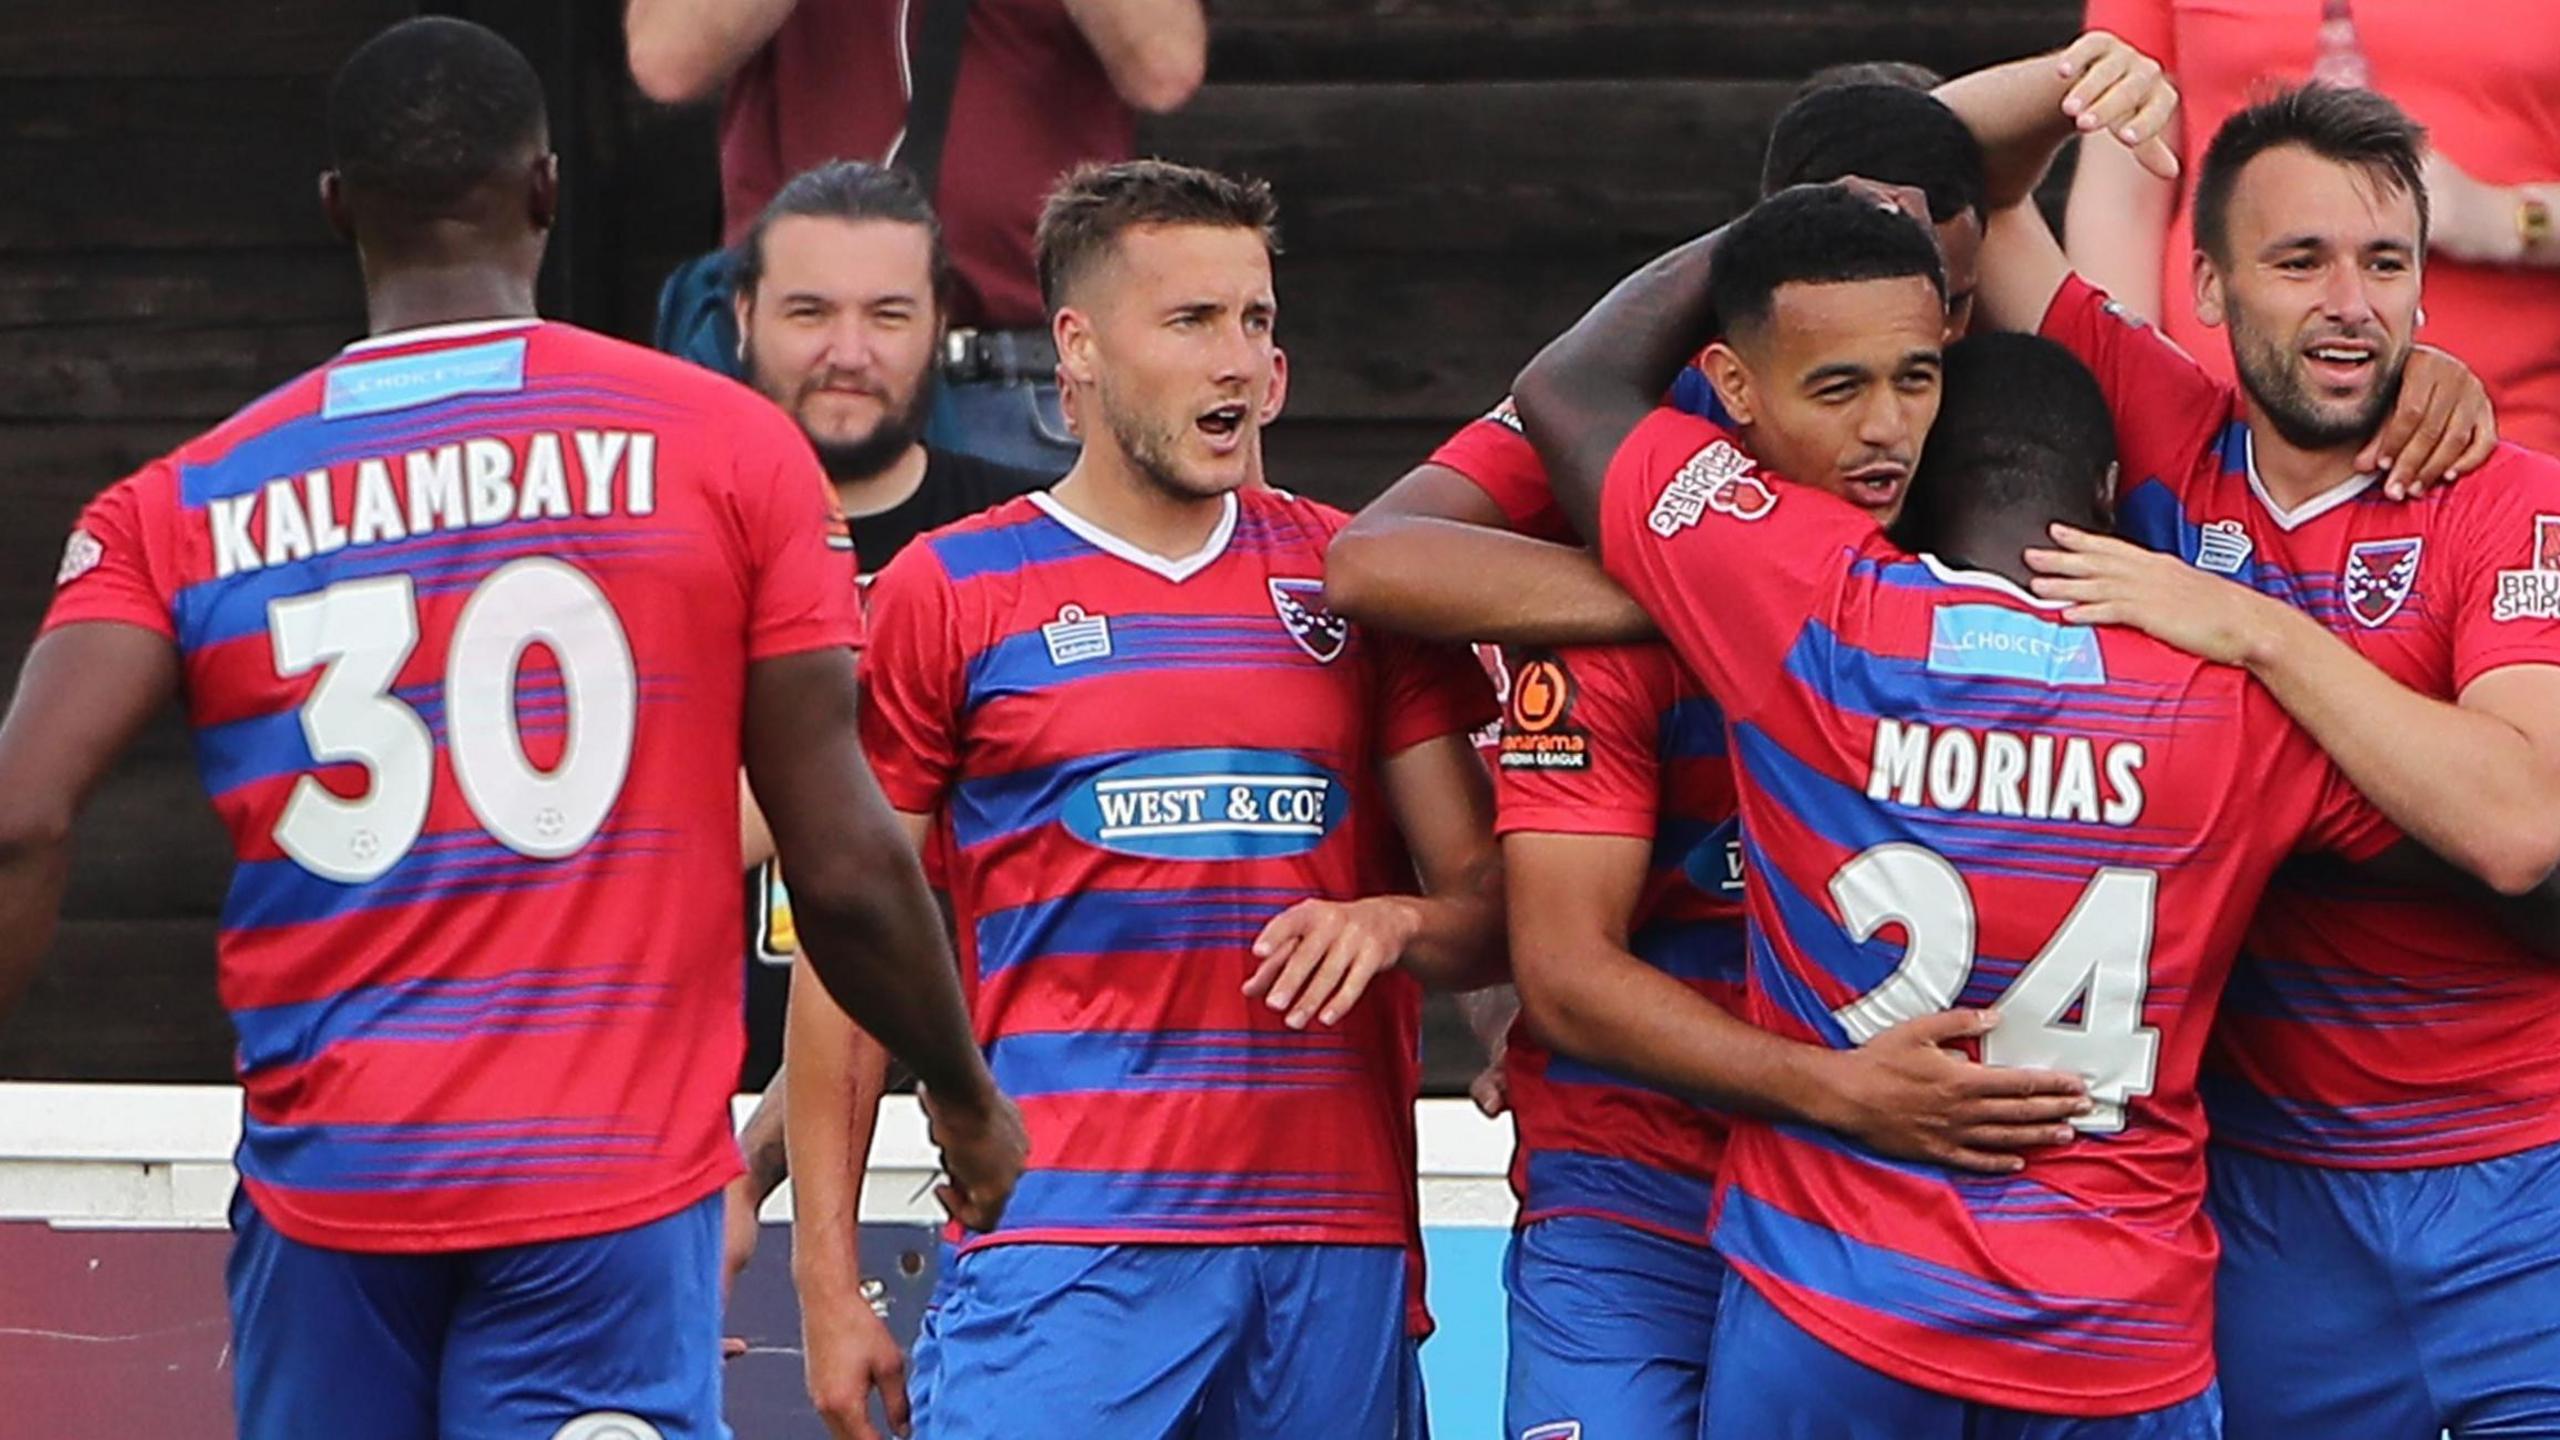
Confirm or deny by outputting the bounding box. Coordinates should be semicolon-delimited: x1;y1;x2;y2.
1597;407;2397;1414
42;318;861;1253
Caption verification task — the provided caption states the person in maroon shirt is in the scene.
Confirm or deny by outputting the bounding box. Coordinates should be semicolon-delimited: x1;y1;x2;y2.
626;0;1206;478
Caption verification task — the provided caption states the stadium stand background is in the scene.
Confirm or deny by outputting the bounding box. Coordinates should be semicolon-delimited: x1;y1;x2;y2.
0;0;2080;1089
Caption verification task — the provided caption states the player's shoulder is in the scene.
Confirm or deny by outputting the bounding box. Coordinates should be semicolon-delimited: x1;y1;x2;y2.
2431;442;2560;525
1236;484;1354;554
898;492;1052;587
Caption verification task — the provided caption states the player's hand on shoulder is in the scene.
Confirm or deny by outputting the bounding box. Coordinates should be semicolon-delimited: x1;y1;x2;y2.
1244;896;1423;1029
803;1285;911;1440
2057;30;2180;179
2028;523;2290;665
2362;344;2499;500
1816;1009;2091;1175
921;1084;1029;1234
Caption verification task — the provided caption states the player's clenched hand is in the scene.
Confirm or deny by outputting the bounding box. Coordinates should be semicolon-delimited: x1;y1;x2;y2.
2028;524;2288;665
1245;896;1423;1029
2361;345;2499;500
920;1085;1028;1234
1815;1009;2091;1175
804;1293;911;1440
2056;31;2180;180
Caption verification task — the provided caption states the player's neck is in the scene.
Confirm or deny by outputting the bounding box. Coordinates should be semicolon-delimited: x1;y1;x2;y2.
1048;447;1230;561
360;262;540;339
833;443;931;520
1937;517;2048;591
2242;402;2370;510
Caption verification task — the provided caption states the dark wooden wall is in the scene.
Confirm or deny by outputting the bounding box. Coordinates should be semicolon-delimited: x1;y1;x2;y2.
0;0;2077;1085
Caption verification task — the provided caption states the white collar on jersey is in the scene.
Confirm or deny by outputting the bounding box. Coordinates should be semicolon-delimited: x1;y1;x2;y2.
1029;489;1238;583
1916;553;2075;612
340;316;544;355
2241;428;2379;532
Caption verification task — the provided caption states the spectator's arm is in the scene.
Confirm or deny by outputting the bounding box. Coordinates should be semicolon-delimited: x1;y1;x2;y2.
1060;0;1207;114
625;0;801;105
2427;154;2560;270
2064;127;2176;325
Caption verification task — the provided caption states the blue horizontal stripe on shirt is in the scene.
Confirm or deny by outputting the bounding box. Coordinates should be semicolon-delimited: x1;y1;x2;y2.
1658;695;1728;758
948;750;1141;852
927;513;1089;584
2201;1072;2539;1158
1716;1184;2187;1361
233;964;670;1076
961;616;1319;715
238;1114;658;1193
994;1166;1395;1233
989;1028;1364;1101
221;827;677;932
973;887;1303;980
1522;1149;1716;1238
1630;915;1747;987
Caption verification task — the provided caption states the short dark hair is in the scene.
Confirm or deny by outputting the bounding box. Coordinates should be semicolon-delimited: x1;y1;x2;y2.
733;160;948;300
326;17;547;214
1763;83;1986;225
1906;332;2116;543
1035;159;1281;314
2194;84;2430;264
1708;184;1947;338
1795;60;1947;100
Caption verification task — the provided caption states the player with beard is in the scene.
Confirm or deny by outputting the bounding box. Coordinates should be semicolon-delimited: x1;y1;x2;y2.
712;163;1046;1327
1953;44;2560;1439
787;160;1506;1439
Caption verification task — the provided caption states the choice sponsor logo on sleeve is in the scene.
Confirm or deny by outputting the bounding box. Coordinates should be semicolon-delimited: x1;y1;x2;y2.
1647;439;1776;537
2494;516;2560;622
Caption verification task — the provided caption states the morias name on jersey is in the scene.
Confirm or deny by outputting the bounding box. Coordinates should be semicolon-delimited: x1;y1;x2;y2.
1865;716;2147;827
205;428;659;580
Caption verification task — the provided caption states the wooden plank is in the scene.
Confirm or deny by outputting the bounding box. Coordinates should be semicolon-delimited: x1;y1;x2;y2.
0;322;351;423
1209;0;2080;84
0;251;359;331
1146;80;1789;257
0;80;334;251
0;0;413;78
0;920;230;1082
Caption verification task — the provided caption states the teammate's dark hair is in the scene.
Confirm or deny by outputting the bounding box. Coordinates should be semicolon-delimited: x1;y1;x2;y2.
1036;159;1280;314
1709;185;1946;340
326;18;548;216
1904;333;2115;545
1762;83;1986;226
2194;84;2429;264
1795;60;1946;98
734;160;949;301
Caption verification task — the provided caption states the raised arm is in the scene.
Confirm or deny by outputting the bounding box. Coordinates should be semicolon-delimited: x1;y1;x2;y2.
0;623;180;1026
624;0;801;105
2064;126;2177;324
1512;230;1725;543
1059;0;1206;114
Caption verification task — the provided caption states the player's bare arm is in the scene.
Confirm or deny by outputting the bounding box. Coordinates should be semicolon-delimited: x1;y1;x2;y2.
0;623;180;1024
1505;831;2088;1176
1325;463;1656;645
742;648;1024;1228
785;945;904;1440
1514;229;1726;543
1246;731;1506;1028
622;0;800;105
2029;527;2560;893
1057;0;1207;114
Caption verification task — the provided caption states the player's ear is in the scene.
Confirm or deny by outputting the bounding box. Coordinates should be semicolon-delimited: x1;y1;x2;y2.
2098;460;2120;527
318;170;354;245
731;287;755;366
528;152;560;234
1054;306;1099;387
1701;341;1757;427
2191;250;2226;330
1258;346;1289;426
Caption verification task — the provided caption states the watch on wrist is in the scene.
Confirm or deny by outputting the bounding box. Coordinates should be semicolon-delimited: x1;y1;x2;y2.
2518;193;2554;254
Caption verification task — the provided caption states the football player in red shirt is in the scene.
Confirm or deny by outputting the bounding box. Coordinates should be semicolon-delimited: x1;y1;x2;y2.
0;19;1016;1440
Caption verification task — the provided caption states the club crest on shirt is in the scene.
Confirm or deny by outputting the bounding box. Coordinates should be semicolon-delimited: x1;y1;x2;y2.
2494;515;2560;622
54;528;102;586
1269;577;1348;662
2193;518;2254;577
2343;537;2423;628
1649;439;1776;537
1042;603;1113;666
